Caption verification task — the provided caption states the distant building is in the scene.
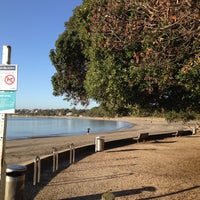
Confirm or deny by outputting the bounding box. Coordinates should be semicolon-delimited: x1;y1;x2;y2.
66;112;73;116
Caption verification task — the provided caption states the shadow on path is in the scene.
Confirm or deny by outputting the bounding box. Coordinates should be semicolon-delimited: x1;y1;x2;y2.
151;140;177;144
139;185;200;200
107;148;156;153
61;186;156;200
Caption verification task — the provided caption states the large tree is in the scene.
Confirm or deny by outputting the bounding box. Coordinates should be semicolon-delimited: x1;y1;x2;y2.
49;29;88;105
50;0;200;116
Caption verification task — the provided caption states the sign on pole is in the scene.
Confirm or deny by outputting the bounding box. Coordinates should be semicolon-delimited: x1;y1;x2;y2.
0;64;18;91
0;45;17;200
0;91;16;114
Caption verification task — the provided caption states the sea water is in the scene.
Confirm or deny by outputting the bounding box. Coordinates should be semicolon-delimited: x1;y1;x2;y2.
6;117;132;140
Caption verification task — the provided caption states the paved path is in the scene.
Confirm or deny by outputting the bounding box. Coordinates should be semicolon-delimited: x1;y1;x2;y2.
26;134;200;200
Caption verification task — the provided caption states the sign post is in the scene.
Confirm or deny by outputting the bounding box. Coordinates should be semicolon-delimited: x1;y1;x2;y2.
0;45;17;200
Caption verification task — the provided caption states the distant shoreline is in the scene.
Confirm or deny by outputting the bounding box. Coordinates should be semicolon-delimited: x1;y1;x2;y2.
8;114;113;120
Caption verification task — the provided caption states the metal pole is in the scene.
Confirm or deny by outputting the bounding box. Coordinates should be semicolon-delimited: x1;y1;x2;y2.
52;147;58;172
0;45;11;200
69;143;75;164
33;156;41;186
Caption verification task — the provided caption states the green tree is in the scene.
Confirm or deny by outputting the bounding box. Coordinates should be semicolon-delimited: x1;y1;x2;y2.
50;0;200;116
49;29;88;105
81;0;200;115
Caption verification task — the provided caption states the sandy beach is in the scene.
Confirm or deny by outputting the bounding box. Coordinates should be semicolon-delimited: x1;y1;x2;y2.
5;117;190;165
4;117;200;200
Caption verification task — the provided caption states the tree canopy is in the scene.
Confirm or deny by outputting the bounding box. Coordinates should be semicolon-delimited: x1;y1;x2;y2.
49;29;88;105
50;0;200;117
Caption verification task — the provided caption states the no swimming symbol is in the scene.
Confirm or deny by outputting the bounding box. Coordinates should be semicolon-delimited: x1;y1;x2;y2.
4;74;15;85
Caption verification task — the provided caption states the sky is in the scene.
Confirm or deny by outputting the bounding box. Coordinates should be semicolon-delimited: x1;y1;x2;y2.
0;0;97;110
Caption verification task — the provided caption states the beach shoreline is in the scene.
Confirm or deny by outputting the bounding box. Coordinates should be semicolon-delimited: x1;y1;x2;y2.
5;116;200;199
6;116;133;140
5;116;193;165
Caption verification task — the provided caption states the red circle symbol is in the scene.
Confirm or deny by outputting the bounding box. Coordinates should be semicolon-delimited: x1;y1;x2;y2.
4;75;15;85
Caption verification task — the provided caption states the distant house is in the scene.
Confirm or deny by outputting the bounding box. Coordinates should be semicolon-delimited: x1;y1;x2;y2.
66;112;73;116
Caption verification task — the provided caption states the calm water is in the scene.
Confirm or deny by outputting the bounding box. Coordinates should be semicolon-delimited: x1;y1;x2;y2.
6;117;132;140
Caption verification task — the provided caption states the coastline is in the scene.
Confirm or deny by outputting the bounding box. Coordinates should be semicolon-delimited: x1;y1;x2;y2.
5;116;190;165
6;116;132;140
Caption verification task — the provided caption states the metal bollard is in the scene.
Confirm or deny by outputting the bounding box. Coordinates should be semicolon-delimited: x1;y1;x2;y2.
69;143;75;164
33;156;41;186
52;147;58;172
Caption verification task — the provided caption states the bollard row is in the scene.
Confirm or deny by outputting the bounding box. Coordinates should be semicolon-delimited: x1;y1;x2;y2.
33;143;76;185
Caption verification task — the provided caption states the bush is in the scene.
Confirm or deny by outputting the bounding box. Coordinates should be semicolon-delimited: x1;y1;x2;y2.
164;110;198;123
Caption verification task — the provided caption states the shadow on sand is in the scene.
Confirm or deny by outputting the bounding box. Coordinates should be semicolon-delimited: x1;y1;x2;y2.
139;185;200;200
61;186;156;200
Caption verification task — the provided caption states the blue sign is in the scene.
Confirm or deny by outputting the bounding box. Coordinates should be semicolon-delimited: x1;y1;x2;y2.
0;91;16;113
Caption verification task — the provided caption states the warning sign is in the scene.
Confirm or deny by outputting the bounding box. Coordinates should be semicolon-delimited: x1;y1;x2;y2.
5;74;15;85
0;64;18;90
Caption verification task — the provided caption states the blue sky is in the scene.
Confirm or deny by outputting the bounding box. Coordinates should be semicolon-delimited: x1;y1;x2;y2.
0;0;97;110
